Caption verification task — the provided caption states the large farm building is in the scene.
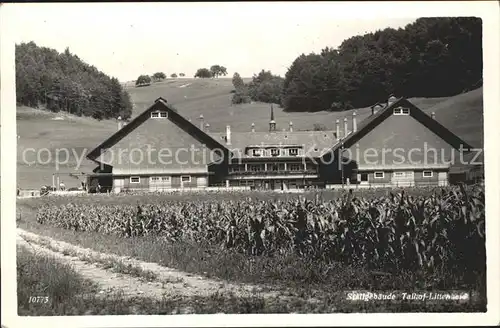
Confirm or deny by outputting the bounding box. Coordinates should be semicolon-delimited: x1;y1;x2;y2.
86;96;476;193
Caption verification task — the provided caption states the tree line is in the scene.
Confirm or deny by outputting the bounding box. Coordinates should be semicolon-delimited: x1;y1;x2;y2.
16;42;133;120
194;65;228;78
235;17;483;112
136;72;186;86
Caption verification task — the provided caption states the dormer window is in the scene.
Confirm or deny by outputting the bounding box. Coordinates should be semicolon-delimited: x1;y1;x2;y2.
151;111;168;118
271;148;280;157
252;149;262;157
289;148;299;156
393;107;409;115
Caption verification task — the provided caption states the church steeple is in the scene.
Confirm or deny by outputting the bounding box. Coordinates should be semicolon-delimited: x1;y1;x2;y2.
269;104;276;132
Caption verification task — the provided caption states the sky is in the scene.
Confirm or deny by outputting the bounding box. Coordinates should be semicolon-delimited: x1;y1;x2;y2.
6;3;421;82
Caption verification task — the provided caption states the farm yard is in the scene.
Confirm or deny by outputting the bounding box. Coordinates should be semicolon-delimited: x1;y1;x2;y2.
17;184;486;314
16;81;483;190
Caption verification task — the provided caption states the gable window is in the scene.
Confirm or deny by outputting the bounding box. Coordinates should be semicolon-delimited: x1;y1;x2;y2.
374;172;385;179
423;171;433;178
393;107;410;115
270;148;280;157
181;175;191;182
151;111;168;118
130;176;140;184
289;148;299;156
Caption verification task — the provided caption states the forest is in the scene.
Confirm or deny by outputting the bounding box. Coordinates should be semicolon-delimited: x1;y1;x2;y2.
281;17;482;112
233;17;482;112
16;42;133;120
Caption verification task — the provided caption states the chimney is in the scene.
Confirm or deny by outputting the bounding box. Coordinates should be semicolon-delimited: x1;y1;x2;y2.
117;116;122;130
226;125;231;145
352;111;357;132
251;123;255;133
335;119;340;140
344;117;348;137
431;112;436;120
199;114;204;131
289;121;293;132
205;123;210;133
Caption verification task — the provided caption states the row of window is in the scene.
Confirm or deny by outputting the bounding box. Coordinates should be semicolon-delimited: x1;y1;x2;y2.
129;175;191;184
368;170;433;180
250;147;300;157
230;163;316;173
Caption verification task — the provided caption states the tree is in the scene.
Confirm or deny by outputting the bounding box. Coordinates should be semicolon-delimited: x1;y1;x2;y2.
194;68;212;78
152;72;166;82
232;72;245;90
179;73;185;77
135;75;151;86
170;73;178;78
210;65;228;78
247;70;284;105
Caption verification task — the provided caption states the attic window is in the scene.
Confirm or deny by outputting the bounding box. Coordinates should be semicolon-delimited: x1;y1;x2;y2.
151;111;168;118
289;148;299;156
393;107;410;115
271;148;280;157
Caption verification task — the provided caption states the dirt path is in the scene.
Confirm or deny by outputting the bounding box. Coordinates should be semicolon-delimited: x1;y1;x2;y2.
17;228;297;301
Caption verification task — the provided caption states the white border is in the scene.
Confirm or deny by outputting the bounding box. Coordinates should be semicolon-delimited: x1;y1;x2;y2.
2;1;499;327
374;171;385;179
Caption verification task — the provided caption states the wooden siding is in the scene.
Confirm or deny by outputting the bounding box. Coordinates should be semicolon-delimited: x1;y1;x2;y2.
414;170;439;187
367;171;391;184
123;175;149;190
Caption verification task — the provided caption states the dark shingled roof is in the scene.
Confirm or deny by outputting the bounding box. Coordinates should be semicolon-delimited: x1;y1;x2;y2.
208;130;340;158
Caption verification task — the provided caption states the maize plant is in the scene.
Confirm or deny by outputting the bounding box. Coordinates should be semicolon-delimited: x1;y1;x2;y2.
36;184;485;274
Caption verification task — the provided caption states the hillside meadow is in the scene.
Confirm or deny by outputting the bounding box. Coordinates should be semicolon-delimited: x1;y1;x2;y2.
16;78;483;189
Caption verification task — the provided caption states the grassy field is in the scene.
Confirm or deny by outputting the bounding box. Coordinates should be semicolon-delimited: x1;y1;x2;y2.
22;239;479;315
16;77;483;188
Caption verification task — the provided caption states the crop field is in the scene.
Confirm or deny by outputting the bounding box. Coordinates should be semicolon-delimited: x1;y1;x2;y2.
32;187;485;281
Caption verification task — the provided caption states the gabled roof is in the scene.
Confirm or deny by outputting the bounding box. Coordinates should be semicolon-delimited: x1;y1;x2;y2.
86;98;230;163
208;130;339;159
321;97;474;162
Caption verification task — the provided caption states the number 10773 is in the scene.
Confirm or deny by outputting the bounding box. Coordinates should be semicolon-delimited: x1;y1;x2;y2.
28;296;49;304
